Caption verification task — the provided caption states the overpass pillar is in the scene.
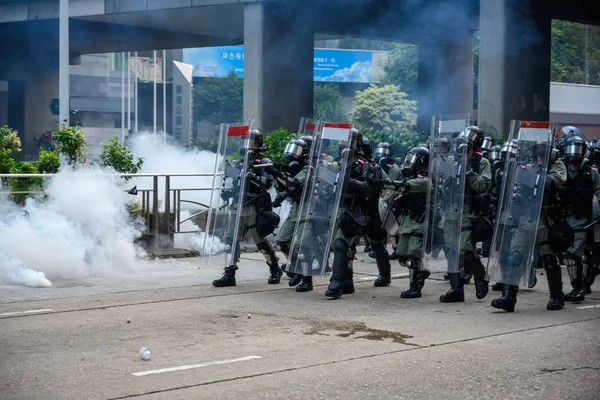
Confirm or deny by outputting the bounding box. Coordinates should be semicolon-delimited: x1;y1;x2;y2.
479;0;551;136
417;31;475;132
243;2;313;134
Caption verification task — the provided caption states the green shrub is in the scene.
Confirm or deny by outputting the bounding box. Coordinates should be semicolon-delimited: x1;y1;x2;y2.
263;127;296;164
11;162;43;201
0;125;21;174
54;125;87;165
100;137;144;180
38;149;60;174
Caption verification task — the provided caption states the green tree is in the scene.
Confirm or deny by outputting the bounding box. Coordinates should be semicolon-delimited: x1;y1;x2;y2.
54;126;87;165
193;72;243;124
314;83;348;122
350;84;417;134
37;149;60;174
551;20;600;85
380;43;418;98
263;127;296;164
0;125;22;174
100;137;144;179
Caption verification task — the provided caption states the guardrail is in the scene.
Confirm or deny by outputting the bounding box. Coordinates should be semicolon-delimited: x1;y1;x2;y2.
0;172;220;244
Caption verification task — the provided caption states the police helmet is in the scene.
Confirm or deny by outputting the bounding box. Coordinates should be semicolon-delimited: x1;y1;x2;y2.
564;135;587;164
374;142;393;162
488;145;502;162
284;139;308;161
562;126;585;140
243;129;264;152
402;146;429;176
481;136;493;152
456;126;484;152
361;137;373;158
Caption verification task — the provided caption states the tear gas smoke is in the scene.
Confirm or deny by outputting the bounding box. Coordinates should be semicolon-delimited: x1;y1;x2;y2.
0;166;145;288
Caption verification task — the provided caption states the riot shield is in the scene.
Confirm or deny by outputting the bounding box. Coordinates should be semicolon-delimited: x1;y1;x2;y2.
487;121;553;287
287;122;352;277
423;114;471;274
204;122;253;268
269;118;321;239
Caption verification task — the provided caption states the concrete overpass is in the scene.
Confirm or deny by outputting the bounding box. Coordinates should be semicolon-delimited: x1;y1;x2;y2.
0;0;598;155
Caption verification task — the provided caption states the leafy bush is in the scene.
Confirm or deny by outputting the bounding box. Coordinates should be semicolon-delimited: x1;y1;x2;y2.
0;125;22;174
263;127;296;164
38;149;60;174
10;162;42;201
350;84;417;134
100;137;144;179
54;125;87;165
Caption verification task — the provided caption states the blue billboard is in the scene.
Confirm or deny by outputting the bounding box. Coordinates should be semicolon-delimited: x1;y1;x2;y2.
183;47;373;83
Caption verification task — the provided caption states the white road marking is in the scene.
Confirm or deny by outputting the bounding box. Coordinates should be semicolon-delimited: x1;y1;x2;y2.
576;304;600;310
0;309;55;317
359;273;409;281
132;355;262;377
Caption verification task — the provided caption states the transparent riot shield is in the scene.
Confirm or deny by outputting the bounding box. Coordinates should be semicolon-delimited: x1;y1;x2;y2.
487;121;553;287
287;122;352;277
204;122;252;268
270;117;322;234
423;114;471;274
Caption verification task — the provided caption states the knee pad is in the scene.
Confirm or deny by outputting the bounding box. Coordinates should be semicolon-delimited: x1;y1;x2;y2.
406;256;420;270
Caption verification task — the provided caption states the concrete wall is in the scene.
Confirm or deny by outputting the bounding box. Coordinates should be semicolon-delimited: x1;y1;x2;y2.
84;127;122;159
0;81;7;126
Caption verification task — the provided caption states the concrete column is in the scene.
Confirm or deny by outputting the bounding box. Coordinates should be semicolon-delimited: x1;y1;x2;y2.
24;69;59;157
243;2;313;133
417;32;475;132
478;0;551;136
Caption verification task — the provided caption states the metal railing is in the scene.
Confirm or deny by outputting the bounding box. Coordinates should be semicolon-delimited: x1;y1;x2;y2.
0;172;220;243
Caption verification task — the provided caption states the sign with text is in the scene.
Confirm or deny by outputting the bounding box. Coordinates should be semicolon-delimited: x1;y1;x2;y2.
183;47;373;83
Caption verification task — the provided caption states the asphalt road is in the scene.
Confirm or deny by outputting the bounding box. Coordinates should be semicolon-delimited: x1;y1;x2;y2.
1;251;599;400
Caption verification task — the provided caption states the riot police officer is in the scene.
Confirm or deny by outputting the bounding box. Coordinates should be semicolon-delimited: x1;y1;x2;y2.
326;129;389;299
213;129;283;287
390;146;431;298
491;135;567;312
439;126;491;303
269;138;314;291
558;135;600;303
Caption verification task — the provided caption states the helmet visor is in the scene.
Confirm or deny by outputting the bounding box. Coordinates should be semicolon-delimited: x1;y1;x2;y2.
284;142;304;159
374;147;392;160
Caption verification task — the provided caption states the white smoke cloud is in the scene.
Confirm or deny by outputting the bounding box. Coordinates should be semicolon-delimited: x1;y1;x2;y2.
0;165;145;288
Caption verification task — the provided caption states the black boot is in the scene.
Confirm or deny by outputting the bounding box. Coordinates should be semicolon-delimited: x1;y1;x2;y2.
288;274;303;287
326;239;349;299
491;284;518;312
343;268;355;294
401;267;430;299
465;251;489;299
544;257;565;311
296;276;313;292
565;261;585;302
492;282;504;291
213;265;238;287
257;243;282;284
440;272;465;302
584;265;599;295
373;242;392;287
281;263;294;278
